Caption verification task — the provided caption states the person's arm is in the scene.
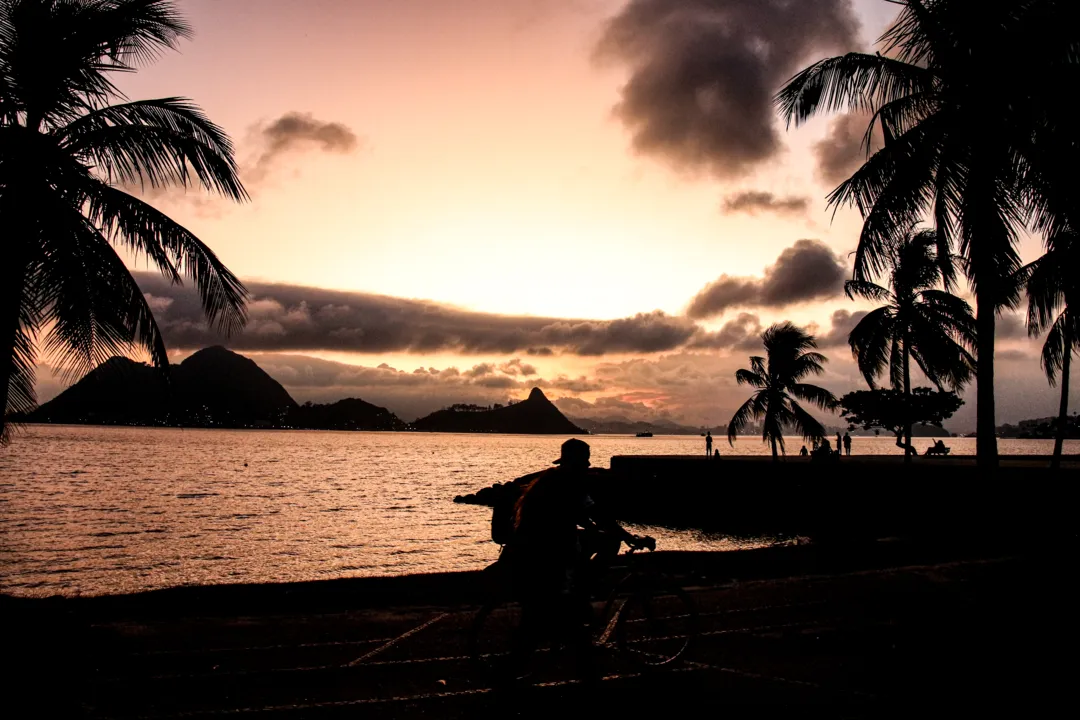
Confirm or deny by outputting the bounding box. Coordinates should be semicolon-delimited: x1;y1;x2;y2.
582;495;654;549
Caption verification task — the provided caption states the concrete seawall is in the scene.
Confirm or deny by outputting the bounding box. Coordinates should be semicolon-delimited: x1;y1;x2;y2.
601;454;1076;540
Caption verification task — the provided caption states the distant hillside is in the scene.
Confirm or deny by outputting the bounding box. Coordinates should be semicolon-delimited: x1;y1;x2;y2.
997;414;1080;439
290;398;406;431
29;346;297;428
413;388;584;434
570;416;708;435
27;356;169;426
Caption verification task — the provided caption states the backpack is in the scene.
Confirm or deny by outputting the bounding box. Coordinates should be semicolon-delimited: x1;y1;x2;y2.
489;471;544;545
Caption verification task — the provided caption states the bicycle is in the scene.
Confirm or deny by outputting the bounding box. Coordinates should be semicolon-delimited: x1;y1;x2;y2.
467;539;698;686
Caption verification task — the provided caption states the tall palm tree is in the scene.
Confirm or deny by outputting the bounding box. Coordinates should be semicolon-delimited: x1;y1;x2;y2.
846;226;976;461
775;0;1074;467
1025;230;1079;468
728;322;839;460
0;0;248;442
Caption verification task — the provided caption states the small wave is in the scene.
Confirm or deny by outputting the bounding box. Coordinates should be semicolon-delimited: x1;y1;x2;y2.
176;493;220;499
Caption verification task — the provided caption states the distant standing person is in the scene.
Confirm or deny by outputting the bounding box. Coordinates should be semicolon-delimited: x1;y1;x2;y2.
843;432;852;456
836;433;843;456
705;431;713;457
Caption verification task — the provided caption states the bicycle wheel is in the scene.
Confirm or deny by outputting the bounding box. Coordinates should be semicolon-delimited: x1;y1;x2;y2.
613;582;697;667
467;601;529;685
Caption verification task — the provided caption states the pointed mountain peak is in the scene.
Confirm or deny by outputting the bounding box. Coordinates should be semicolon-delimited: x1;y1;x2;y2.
527;387;549;403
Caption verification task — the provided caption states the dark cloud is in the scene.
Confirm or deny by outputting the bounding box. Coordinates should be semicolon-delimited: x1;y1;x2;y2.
814;113;882;186
686;239;848;319
688;312;762;350
499;359;538;376
721;191;810;217
595;0;860;178
252;112;362;176
816;308;868;348
996;312;1030;340
135;274;704;357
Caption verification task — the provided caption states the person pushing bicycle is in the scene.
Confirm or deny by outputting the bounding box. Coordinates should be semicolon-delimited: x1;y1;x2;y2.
502;439;654;677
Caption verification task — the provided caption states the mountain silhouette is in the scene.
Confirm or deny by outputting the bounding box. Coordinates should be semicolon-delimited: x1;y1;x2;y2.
290;398;406;431
412;387;585;434
29;346;296;428
570;415;708;435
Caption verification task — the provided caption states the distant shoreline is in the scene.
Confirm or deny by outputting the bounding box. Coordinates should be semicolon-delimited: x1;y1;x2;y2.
9;421;1069;440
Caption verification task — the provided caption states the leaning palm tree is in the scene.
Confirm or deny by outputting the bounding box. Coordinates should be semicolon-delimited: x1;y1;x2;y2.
0;0;248;442
846;226;976;461
1025;229;1080;468
728;322;839;460
775;0;1074;467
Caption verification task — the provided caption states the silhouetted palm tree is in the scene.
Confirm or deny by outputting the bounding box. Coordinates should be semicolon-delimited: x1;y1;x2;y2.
846;227;976;461
0;0;248;441
776;0;1074;467
728;322;838;460
1025;230;1079;468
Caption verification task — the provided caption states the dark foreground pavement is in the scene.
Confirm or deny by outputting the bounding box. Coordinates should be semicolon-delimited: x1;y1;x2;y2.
5;544;1071;718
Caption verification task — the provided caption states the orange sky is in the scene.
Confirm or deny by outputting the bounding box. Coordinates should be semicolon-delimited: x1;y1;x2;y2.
35;0;1071;431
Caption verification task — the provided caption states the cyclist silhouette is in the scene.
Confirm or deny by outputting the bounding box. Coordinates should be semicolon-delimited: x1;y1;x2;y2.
505;438;652;678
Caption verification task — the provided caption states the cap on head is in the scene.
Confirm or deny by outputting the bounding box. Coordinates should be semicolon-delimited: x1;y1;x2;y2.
553;438;591;468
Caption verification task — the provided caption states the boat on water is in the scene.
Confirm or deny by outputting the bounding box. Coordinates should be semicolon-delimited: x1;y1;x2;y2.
636;431;653;437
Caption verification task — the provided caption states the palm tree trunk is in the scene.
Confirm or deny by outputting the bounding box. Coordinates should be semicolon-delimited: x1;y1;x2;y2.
903;335;913;464
1052;316;1071;469
975;294;999;468
770;435;778;461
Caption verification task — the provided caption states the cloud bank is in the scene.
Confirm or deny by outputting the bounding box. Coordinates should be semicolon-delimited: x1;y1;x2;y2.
595;0;860;178
135;273;711;357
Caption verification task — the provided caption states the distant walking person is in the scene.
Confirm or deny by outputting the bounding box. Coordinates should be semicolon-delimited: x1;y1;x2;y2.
843;432;852;456
705;431;713;456
836;433;843;456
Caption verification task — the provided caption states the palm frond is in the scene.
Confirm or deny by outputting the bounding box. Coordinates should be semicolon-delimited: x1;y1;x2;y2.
776;52;932;128
57;98;248;201
1024;250;1068;335
1;0;191;129
831;114;945;281
788;352;828;382
918;289;978;349
0;286;42;444
734;368;766;389
909;310;976;390
86;183;248;334
786;399;828;445
791;383;839;412
1040;310;1068;386
844;279;892;303
848;305;894;388
727;392;764;446
36;204;169;382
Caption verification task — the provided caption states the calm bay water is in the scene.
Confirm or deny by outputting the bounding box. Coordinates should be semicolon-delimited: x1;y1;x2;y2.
1;425;1072;597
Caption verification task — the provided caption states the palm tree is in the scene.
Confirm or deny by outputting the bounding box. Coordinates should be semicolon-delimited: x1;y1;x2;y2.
845;226;976;461
728;322;839;460
1;0;248;442
775;0;1074;467
1025;230;1079;468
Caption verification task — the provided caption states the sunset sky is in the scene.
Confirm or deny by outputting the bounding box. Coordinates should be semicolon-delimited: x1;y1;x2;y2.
37;0;1072;430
